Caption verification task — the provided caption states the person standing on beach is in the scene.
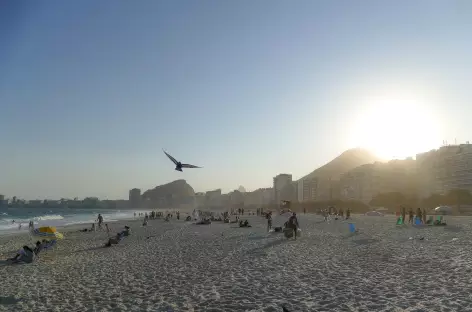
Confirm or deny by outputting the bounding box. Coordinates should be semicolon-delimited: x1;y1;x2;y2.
408;208;414;224
287;213;299;240
346;208;351;220
266;212;273;232
422;208;427;224
97;214;103;230
401;206;406;224
416;208;422;224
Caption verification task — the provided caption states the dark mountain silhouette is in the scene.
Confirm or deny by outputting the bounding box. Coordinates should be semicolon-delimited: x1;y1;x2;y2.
142;179;195;203
299;148;381;181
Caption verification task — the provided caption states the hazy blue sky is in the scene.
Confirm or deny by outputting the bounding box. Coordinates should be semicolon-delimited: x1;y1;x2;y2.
1;1;471;199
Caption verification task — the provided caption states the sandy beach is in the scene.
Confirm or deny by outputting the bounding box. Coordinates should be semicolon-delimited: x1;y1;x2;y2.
1;213;472;311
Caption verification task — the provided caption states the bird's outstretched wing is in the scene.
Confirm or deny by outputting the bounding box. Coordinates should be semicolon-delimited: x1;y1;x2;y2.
181;163;201;169
163;150;179;165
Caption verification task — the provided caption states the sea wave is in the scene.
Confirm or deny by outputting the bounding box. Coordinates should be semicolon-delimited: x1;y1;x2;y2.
0;209;141;233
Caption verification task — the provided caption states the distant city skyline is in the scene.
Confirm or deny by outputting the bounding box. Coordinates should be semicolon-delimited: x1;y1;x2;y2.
1;1;471;199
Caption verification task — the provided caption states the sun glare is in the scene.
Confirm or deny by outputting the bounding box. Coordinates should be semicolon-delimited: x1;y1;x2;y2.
348;94;442;160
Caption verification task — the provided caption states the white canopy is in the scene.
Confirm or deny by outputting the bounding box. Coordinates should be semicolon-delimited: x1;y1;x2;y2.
365;211;384;216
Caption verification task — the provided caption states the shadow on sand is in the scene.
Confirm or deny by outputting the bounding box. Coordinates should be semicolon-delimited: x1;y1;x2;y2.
71;246;106;254
443;225;462;233
351;238;379;246
0;296;22;305
249;238;287;255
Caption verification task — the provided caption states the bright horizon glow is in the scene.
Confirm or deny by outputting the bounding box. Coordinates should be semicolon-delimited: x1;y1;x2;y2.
348;93;442;160
1;1;471;199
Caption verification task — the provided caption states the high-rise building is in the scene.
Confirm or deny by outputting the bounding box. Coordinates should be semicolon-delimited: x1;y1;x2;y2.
417;143;472;197
301;178;318;202
129;188;141;208
273;174;292;205
339;159;416;203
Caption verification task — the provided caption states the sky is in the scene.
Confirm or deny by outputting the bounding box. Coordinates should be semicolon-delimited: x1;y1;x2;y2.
1;1;471;199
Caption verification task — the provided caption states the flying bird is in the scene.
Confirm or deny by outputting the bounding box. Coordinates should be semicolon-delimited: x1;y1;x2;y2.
163;150;202;172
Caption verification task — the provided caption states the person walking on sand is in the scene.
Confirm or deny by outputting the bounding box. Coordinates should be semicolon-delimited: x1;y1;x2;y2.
416;208;422;224
266;211;273;232
408;208;414;224
97;214;103;230
287;213;299;240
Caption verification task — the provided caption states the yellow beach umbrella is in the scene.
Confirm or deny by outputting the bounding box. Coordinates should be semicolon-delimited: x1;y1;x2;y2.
32;226;64;239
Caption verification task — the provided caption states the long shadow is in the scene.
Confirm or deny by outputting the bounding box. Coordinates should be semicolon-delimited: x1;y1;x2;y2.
0;296;22;305
249;238;287;255
352;238;379;246
70;246;105;254
0;260;28;267
443;225;462;233
248;235;267;241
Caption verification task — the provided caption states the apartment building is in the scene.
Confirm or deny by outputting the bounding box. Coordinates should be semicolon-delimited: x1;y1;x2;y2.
417;143;472;197
273;174;292;204
300;178;318;202
340;159;415;203
128;188;141;208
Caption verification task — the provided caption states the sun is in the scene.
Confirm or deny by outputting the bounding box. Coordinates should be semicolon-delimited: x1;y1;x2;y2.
347;94;442;160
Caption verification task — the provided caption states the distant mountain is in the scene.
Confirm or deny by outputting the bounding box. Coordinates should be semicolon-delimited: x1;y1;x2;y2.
142;179;195;201
299;148;382;181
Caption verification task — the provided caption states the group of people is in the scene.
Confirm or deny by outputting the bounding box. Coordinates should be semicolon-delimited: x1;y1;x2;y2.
321;207;351;222
136;211;181;221
400;206;428;224
105;226;131;247
7;239;56;264
265;211;300;240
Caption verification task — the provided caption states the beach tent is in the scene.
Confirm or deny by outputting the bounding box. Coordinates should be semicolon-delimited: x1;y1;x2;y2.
31;226;64;239
365;211;384;217
434;206;452;215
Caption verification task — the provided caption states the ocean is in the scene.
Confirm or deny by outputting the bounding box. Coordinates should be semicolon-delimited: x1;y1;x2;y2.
0;207;147;234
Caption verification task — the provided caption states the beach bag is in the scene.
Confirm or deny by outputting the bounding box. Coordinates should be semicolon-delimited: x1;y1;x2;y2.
284;228;294;238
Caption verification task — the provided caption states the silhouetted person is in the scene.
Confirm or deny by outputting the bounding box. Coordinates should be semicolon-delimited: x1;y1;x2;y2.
267;212;273;232
416;208;422;223
287;213;299;240
408;208;414;224
97;214;103;230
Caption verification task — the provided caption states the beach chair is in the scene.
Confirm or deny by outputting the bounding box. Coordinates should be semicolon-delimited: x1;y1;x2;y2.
42;240;57;252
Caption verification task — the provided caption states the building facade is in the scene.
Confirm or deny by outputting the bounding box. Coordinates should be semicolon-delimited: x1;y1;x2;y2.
339;159;416;204
273;174;292;205
301;178;318;202
417;144;472;197
129;188;141;208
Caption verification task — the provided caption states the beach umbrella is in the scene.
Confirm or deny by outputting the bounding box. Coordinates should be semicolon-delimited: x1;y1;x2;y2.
434;206;452;215
364;211;384;217
31;226;64;239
